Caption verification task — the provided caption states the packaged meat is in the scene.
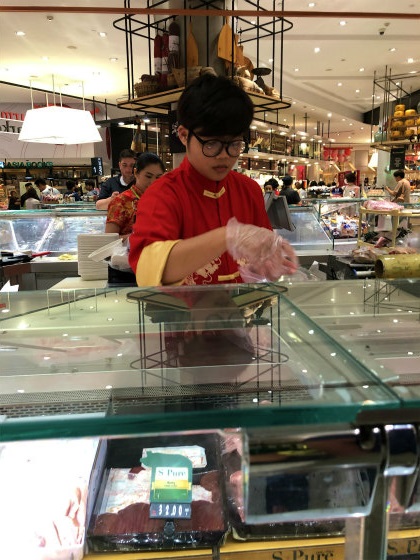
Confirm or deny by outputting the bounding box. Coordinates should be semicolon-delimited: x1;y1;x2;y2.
87;434;228;552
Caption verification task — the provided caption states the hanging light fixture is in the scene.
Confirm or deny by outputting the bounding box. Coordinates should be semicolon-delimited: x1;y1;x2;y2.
368;150;378;169
18;78;102;145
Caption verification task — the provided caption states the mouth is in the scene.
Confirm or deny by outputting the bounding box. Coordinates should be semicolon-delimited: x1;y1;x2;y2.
212;165;229;173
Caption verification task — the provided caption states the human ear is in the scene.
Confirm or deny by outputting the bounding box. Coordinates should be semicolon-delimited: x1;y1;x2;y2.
177;125;189;146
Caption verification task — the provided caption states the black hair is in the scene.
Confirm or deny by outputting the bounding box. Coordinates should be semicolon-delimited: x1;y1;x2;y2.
281;175;293;187
265;178;279;188
66;180;76;189
119;148;136;161
26;186;39;199
177;74;254;137
25;182;33;188
134;152;165;173
34;178;46;187
393;169;405;179
345;172;356;183
85;179;95;187
309;180;318;187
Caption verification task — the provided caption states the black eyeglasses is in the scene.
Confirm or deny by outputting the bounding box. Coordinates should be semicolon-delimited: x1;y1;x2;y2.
190;131;246;158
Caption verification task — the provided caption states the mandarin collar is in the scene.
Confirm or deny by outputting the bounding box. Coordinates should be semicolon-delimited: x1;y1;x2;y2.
181;156;227;191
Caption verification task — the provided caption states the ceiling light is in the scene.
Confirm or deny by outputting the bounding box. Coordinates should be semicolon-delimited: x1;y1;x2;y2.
337;82;342;86
118;121;125;126
389;47;396;52
19;106;102;144
408;58;414;63
15;31;26;36
42;56;49;61
314;47;320;53
98;32;107;38
268;58;273;63
355;89;360;93
339;20;347;26
409;70;417;74
294;68;299;72
109;57;118;62
359;67;365;72
327;112;332;117
308;2;315;6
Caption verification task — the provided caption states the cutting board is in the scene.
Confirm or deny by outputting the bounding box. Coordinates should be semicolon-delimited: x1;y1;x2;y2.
218;18;237;63
186;20;199;67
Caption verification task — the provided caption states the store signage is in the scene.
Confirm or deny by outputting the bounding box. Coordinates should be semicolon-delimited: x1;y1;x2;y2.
2;161;53;169
91;156;103;176
390;147;405;170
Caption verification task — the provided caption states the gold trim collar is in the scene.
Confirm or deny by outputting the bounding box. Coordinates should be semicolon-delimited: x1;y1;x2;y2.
203;186;226;199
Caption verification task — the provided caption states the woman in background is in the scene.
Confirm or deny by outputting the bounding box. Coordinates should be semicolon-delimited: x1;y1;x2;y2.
8;189;20;210
105;152;165;238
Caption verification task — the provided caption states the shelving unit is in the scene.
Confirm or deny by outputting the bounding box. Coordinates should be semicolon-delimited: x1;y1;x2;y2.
115;1;293;124
357;206;419;248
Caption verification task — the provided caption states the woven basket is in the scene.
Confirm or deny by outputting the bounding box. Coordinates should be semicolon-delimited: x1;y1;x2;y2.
134;81;159;98
173;66;202;87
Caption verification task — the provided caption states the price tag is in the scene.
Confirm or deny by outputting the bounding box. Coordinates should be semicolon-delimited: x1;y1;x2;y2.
149;502;192;519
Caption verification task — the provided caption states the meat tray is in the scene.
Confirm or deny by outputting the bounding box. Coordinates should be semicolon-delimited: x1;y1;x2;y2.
87;433;228;552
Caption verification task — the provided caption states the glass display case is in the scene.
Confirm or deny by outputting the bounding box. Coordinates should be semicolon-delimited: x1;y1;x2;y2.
1;282;420;559
279;205;332;251
0;209;106;253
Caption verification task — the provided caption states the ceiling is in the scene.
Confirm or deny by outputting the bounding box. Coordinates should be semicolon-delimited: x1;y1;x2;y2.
1;0;420;146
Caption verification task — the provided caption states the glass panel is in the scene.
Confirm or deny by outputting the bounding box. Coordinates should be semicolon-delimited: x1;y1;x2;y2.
0;284;397;442
286;278;420;406
279;207;332;250
0;210;106;253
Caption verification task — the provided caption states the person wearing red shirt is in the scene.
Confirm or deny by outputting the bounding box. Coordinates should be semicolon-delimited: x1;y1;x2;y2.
105;152;165;238
129;74;298;286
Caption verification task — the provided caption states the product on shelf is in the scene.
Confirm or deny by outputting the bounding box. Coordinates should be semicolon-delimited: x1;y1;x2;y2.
0;438;99;560
87;434;228;552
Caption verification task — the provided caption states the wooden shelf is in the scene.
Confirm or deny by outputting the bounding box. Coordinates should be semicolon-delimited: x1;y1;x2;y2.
117;87;292;118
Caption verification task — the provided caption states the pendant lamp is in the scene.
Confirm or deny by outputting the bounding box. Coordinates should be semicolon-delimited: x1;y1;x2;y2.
368;150;378;169
19;105;102;145
18;78;102;145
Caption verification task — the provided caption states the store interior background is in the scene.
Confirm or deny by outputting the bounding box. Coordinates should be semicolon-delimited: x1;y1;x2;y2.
1;0;420;191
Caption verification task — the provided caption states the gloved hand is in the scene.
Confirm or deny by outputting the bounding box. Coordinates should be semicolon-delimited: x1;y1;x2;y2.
226;217;299;282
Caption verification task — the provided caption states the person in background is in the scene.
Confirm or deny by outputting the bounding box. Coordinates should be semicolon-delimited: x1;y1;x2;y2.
96;149;136;210
85;179;100;199
330;182;343;196
23;186;41;209
279;175;301;205
20;183;39;208
105;152;165;237
129;74;298;286
19;182;34;208
264;178;279;195
34;178;60;199
342;172;360;198
297;182;307;199
385;169;411;203
8;189;20;210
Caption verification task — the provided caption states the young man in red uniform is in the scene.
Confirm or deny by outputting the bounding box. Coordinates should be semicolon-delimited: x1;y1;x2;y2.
128;74;298;286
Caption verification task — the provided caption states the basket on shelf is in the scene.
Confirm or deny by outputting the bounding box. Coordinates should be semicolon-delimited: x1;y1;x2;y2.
172;66;202;87
134;81;159;98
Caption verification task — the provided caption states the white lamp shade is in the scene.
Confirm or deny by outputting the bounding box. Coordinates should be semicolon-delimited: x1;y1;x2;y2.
368;151;378;168
18;105;102;144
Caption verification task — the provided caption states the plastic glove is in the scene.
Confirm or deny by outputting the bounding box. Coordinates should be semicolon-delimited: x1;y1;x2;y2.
226;217;299;282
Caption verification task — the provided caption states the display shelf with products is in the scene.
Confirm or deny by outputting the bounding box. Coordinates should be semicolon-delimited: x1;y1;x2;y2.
357;206;420;249
1;283;420;558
